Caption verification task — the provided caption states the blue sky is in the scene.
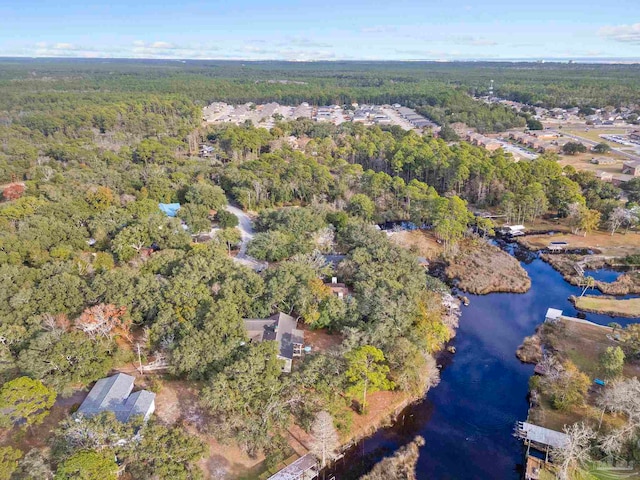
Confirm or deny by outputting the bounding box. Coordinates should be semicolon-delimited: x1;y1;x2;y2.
1;0;639;61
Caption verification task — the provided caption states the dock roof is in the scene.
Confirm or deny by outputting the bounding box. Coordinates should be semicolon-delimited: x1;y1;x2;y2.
516;422;569;449
267;453;317;480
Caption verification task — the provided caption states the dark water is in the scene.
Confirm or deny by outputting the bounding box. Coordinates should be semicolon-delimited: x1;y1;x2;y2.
332;246;639;480
583;268;624;283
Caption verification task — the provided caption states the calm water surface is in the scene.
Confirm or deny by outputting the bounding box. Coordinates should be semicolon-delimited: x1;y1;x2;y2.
332;246;639;480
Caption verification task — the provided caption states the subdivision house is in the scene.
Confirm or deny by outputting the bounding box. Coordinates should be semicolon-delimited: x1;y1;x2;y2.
622;160;640;177
76;373;156;423
244;312;304;373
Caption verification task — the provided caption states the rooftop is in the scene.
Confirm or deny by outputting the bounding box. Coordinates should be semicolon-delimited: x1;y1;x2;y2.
516;422;569;449
267;453;318;480
244;312;304;360
76;373;156;423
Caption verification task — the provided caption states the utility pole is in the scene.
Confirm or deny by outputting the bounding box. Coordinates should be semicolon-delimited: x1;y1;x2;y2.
137;343;143;374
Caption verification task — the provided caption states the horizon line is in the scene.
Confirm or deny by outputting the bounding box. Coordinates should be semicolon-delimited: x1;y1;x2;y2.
1;55;640;65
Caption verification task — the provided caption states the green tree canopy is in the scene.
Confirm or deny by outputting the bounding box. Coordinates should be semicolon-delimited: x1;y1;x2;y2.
0;446;22;480
54;450;117;480
345;345;395;413
0;376;56;429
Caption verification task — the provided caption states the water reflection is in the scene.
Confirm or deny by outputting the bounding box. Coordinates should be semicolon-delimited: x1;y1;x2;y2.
331;244;639;480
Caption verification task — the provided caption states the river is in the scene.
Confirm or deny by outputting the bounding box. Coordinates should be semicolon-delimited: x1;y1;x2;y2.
330;243;639;480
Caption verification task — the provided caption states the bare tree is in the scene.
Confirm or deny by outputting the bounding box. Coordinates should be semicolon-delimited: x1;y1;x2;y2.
310;411;339;468
607;207;631;236
552;422;596;480
75;304;130;342
597;377;640;454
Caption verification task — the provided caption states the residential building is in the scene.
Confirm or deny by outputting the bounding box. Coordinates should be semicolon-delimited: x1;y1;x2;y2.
325;277;350;299
622;160;640;177
76;373;156;423
630;130;640;142
199;144;215;158
612;173;636;186
244;312;304;373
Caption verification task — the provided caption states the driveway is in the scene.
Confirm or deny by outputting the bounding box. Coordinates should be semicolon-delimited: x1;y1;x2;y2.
224;204;266;271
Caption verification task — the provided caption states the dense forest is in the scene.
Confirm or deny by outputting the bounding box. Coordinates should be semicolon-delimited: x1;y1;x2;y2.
0;59;638;479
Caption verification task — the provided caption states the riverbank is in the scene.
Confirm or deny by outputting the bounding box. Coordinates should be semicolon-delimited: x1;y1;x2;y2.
571;295;640;318
334;239;639;480
540;253;640;295
444;239;531;294
389;231;531;294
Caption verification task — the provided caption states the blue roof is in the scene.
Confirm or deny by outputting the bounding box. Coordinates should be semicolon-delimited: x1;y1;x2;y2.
158;203;181;217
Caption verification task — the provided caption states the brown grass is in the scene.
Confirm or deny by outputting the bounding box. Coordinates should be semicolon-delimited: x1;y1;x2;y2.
574;296;640;318
341;390;412;444
446;239;531;294
388;230;443;260
516;334;543;364
520;230;640;257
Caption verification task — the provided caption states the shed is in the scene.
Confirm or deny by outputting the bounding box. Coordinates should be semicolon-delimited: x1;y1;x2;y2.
548;241;568;252
505;225;526;236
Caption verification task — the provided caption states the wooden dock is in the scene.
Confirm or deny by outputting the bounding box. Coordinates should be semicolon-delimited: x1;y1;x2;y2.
525;455;546;480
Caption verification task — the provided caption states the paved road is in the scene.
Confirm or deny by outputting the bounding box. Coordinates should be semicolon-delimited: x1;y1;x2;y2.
496;140;538;160
224;204;266;271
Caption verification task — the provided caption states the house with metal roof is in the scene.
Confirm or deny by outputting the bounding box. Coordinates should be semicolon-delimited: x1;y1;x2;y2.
244;312;304;373
76;373;156;423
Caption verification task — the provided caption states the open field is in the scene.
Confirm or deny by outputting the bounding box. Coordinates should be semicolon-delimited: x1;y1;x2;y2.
573;296;640;318
557;152;626;174
388;229;444;260
564;127;630;145
519;229;640;257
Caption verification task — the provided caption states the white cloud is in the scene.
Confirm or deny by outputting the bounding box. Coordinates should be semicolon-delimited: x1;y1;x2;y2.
52;42;79;50
150;41;175;49
598;23;640;44
280;37;332;48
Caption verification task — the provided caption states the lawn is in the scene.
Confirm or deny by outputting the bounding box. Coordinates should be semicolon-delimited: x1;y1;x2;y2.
564;128;629;145
574;296;640;318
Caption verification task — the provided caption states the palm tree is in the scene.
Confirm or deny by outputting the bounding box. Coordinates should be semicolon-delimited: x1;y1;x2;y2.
580;276;595;297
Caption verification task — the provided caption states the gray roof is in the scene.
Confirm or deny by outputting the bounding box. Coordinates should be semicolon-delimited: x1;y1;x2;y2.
268;453;318;480
243;312;303;360
77;373;155;423
517;422;569;449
